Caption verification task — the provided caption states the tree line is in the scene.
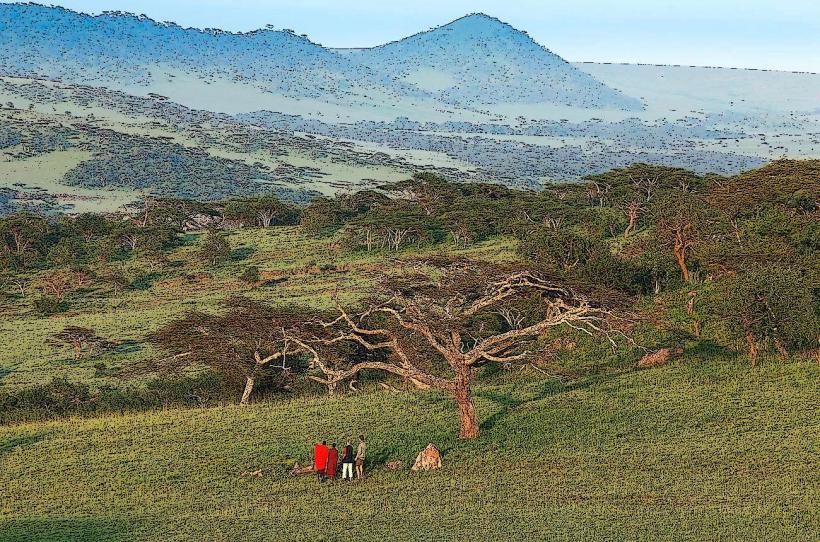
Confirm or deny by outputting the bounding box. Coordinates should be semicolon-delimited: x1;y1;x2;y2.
2;160;817;436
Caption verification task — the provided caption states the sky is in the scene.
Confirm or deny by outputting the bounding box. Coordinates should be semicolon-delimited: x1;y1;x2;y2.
3;0;819;72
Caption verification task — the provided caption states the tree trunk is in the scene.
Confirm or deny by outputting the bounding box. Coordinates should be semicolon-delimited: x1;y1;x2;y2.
454;378;479;439
240;376;255;405
774;338;789;359
624;202;639;237
745;330;758;368
674;230;690;283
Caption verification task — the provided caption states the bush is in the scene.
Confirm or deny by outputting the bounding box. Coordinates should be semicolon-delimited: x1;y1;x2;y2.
32;295;66;315
200;229;231;266
239;266;260;285
707;264;818;364
0;373;234;424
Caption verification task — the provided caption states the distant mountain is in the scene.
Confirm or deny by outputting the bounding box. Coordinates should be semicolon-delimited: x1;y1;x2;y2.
0;5;640;115
338;14;642;110
0;3;410;100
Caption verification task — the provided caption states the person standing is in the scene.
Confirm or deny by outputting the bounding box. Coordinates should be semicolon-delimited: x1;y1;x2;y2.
326;443;339;481
341;441;354;481
313;440;329;482
355;434;366;480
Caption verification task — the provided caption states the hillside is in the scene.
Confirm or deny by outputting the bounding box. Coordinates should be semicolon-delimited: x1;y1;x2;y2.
0;4;397;101
575;62;820;115
337;14;641;110
0;76;472;212
1;359;817;541
0;160;818;541
0;5;638;117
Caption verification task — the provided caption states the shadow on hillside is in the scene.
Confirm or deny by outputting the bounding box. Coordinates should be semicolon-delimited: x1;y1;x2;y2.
476;371;624;433
231;246;256;261
0;518;136;542
0;432;51;458
684;340;737;362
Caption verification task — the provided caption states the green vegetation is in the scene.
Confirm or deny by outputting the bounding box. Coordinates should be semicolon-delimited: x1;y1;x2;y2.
0;160;817;540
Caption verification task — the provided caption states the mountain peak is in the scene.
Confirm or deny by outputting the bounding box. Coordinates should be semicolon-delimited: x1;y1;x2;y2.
437;13;522;38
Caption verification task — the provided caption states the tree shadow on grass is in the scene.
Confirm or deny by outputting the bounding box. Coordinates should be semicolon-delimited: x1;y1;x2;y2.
0;518;136;542
684;339;737;362
476;371;625;434
231;246;256;261
111;340;142;355
0;432;51;458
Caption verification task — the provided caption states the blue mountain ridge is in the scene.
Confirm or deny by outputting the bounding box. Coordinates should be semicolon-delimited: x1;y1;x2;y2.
0;4;641;111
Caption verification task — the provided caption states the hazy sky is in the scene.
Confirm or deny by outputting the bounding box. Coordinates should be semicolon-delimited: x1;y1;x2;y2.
4;0;819;72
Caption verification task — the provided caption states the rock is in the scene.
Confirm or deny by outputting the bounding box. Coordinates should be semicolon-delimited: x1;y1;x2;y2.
384;460;405;471
411;443;442;472
637;347;683;369
290;462;314;476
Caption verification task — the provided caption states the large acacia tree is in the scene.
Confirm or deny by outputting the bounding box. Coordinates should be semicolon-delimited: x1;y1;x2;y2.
292;261;626;439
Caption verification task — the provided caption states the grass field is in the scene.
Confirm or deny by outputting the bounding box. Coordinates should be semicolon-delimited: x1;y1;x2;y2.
1;356;817;541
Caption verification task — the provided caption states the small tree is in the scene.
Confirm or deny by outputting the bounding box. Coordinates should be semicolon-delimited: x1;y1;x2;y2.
200;229;231;266
239;266;260;286
49;326;114;360
38;270;83;302
710;265;818;366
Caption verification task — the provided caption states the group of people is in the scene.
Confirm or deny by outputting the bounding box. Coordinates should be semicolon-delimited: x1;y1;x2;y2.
313;434;366;482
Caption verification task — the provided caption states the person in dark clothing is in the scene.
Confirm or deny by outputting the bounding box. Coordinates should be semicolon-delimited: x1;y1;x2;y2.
341;441;355;481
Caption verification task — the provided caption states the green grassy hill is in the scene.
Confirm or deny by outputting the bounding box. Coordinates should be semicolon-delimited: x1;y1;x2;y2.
1;356;817;541
0;226;516;389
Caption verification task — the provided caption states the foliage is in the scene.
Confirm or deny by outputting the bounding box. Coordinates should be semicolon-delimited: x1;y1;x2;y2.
199;229;231;266
708;265;818;364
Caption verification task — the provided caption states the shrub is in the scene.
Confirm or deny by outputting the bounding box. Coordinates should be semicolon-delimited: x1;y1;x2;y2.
239;266;260;285
32;295;66;315
200;229;231;266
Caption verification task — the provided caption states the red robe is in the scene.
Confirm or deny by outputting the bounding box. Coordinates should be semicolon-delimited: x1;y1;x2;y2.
326;448;339;479
314;443;329;473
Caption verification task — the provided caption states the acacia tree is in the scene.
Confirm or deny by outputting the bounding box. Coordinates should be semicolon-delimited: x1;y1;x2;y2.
224;196;298;228
150;299;315;405
48;326;114;360
292;261;625;439
0;212;50;269
587;164;705;238
651;192;712;283
710;265;818;366
38;270;88;302
380;173;458;216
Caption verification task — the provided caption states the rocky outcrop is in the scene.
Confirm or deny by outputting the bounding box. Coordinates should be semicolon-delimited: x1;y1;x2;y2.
637;347;683;369
411;443;442;472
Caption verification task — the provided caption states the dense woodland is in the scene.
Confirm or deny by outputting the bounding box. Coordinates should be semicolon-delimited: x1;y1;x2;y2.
1;160;818;436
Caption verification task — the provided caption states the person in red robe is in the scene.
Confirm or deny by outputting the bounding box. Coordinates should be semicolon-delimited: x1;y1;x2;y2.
326;443;339;481
313;440;329;482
